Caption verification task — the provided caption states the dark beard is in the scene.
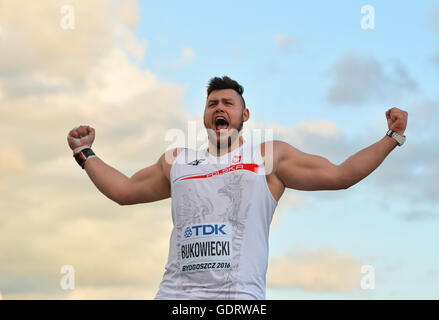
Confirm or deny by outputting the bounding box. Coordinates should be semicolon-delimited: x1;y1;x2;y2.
216;120;243;149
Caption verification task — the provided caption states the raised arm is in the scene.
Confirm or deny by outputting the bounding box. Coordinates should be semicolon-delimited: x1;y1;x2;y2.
67;125;182;206
84;153;172;205
338;107;408;188
270;107;408;191
271;140;346;191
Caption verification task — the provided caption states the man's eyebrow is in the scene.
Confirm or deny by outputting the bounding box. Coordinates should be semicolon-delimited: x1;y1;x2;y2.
209;97;233;101
207;97;234;104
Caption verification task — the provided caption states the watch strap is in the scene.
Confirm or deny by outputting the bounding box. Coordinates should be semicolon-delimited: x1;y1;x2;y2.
73;147;96;169
386;129;406;146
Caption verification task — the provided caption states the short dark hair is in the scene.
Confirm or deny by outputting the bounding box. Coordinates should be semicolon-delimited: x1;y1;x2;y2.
206;76;246;108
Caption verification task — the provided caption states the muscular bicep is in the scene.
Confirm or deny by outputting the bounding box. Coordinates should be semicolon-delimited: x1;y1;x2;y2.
275;141;345;191
120;154;171;205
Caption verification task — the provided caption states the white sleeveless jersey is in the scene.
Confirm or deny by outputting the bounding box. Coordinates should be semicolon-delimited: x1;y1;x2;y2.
155;141;277;300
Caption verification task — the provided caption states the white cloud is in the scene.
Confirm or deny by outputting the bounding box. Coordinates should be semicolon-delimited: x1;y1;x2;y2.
173;47;196;67
114;25;147;62
267;247;363;292
369;99;439;205
400;210;438;222
327;54;418;106
0;24;8;40
430;6;439;35
430;6;439;67
271;189;308;225
116;0;140;28
63;285;158;300
245;118;349;164
0;0;115;78
295;120;340;137
0;149;29;177
0;0;186;299
230;47;241;60
274;34;294;54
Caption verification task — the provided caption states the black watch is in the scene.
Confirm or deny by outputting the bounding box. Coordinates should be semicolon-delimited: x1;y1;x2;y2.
73;148;96;169
386;129;406;146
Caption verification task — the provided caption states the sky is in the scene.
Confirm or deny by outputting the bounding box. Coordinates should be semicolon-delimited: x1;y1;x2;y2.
0;0;438;299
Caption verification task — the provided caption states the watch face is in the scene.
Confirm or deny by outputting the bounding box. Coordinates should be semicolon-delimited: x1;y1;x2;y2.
386;130;405;146
394;133;405;146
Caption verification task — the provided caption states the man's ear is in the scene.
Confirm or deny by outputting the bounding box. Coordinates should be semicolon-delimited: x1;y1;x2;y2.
243;108;250;122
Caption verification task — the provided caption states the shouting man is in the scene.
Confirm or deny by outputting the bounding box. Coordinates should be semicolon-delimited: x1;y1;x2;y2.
67;76;408;299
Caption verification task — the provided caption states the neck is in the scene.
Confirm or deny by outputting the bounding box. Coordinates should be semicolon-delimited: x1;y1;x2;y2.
208;136;245;157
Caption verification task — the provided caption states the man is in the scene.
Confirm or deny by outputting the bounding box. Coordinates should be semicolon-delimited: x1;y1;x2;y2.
67;76;408;299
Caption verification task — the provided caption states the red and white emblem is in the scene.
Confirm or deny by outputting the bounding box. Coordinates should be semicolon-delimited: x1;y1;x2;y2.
232;155;242;164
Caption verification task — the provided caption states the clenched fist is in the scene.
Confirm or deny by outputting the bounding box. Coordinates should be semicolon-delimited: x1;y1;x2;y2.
67;125;95;151
385;107;408;136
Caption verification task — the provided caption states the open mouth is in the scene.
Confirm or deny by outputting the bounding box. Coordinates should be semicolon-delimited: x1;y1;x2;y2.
214;116;229;133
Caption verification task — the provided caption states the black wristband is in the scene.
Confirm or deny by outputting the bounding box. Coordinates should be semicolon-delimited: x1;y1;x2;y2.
73;148;96;169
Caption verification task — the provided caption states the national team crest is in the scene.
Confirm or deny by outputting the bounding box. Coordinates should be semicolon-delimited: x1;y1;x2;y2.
231;155;241;164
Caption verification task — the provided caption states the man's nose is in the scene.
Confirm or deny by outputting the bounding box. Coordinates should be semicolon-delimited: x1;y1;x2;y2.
214;104;226;112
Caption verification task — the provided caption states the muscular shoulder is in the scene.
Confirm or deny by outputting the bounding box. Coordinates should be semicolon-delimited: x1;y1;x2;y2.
260;140;292;169
260;140;288;200
261;140;304;179
159;147;186;180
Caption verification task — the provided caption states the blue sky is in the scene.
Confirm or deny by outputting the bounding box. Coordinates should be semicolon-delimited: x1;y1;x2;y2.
135;0;439;299
138;0;438;126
